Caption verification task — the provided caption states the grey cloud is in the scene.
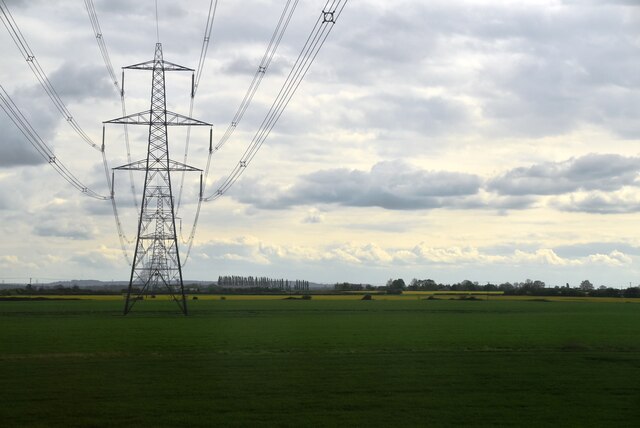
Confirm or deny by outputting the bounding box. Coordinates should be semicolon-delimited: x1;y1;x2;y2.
562;0;640;6
351;93;470;135
235;160;482;210
2;0;29;7
48;63;113;101
94;0;163;17
220;55;291;77
0;176;26;210
590;88;640;139
480;58;586;137
553;193;640;214
488;154;640;196
33;223;94;240
0;116;45;166
329;1;639;139
0;90;58;167
492;196;536;210
220;57;260;76
453;195;537;212
475;5;639;137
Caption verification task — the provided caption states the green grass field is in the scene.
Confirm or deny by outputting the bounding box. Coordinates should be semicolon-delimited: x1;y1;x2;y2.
1;298;639;427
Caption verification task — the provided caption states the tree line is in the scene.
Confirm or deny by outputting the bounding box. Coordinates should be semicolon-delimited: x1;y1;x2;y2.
382;278;640;297
217;276;309;291
333;282;376;291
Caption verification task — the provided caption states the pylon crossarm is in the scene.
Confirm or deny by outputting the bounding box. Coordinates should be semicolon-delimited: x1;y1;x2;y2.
124;59;193;72
115;159;202;172
105;110;211;127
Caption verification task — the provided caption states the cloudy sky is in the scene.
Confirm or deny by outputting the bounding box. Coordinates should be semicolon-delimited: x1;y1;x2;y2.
1;0;639;286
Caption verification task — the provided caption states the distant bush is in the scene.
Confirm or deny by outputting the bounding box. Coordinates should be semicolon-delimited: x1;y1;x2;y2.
302;294;312;300
220;296;226;300
192;296;198;300
361;294;372;300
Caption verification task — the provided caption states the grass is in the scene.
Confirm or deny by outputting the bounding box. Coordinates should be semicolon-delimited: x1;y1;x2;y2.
3;292;638;303
1;299;639;427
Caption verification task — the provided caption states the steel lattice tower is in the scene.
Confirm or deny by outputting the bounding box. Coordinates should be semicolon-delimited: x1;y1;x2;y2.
105;43;211;315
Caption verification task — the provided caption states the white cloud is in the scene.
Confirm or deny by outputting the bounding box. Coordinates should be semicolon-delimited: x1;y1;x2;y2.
302;208;325;224
0;255;37;270
194;236;633;272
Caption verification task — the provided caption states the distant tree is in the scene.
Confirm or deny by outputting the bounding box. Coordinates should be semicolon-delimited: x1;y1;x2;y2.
590;287;620;298
334;282;364;291
407;278;439;291
386;278;406;294
518;279;546;295
498;282;515;293
484;282;498;292
579;280;594;291
532;280;546;289
461;280;478;291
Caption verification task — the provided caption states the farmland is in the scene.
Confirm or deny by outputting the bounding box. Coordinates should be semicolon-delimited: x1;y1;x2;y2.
1;298;639;427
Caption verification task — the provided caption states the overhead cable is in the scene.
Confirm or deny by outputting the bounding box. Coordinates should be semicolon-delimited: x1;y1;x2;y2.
0;0;100;151
202;0;347;202
2;0;132;261
83;0;119;93
213;0;299;154
0;85;109;200
83;0;138;209
182;0;348;264
176;0;219;215
180;0;301;258
82;0;135;261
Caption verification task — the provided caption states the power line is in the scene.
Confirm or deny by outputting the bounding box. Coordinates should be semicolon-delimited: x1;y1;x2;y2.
84;0;138;208
0;85;109;200
178;0;300;250
0;0;100;151
100;125;133;265
2;0;133;261
214;0;299;154
83;0;139;250
83;0;119;93
203;0;347;202
1;0;348;269
177;0;299;222
194;0;219;94
181;0;348;264
176;0;219;215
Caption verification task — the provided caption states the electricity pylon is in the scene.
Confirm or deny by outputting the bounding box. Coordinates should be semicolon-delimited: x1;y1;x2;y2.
105;43;211;315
